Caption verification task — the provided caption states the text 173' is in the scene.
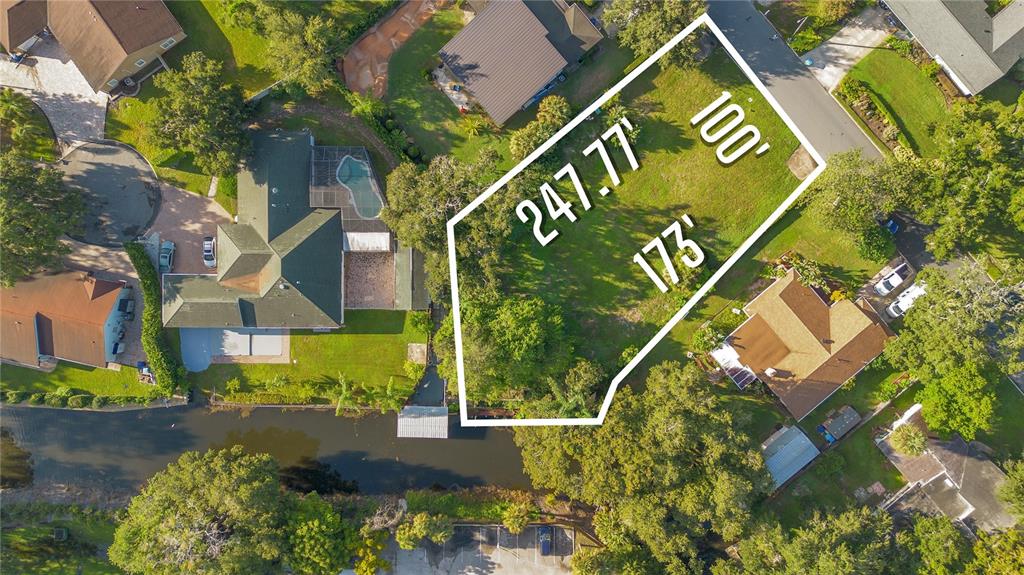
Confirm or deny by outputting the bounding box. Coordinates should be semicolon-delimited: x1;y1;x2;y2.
633;215;705;293
516;117;638;246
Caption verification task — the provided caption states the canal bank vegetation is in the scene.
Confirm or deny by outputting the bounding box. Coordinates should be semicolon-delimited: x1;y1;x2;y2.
405;487;539;529
196;310;429;412
0;502;121;574
0;363;161;409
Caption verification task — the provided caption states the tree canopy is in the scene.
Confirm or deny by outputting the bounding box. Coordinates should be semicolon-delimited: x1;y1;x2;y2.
603;0;705;66
999;456;1024;520
109;447;287;575
0;152;83;286
153;52;249;177
516;362;770;571
285;492;357;575
264;11;339;98
883;264;1022;439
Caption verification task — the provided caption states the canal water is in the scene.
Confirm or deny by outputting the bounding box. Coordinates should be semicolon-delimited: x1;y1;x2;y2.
0;406;528;500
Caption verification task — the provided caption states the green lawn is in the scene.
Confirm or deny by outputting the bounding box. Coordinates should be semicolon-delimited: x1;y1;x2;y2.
386;6;521;167
978;375;1024;461
847;48;948;157
980;77;1023;114
105;82;212;195
551;41;639;109
768;421;906;528
165;0;275;95
1;362;155;398
189;310;428;406
0;517;121;574
764;0;856;47
0;89;58;162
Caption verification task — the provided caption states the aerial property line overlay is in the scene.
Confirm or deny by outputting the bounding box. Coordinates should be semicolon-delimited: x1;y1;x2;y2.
448;13;827;427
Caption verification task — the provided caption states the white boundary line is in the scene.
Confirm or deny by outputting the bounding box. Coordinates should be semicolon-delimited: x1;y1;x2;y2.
446;13;827;427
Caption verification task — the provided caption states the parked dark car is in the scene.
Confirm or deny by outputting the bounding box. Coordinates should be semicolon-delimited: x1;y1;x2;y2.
538;525;553;556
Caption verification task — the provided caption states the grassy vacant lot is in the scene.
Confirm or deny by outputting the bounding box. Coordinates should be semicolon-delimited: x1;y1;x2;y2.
979;376;1024;460
481;48;802;374
0;516;120;574
0;90;58;161
387;6;524;166
190;311;428;405
846;48;947;157
0;363;154;397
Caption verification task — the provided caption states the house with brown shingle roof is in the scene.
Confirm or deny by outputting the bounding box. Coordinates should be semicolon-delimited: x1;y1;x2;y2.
711;269;893;420
439;0;602;125
0;0;185;93
0;269;131;369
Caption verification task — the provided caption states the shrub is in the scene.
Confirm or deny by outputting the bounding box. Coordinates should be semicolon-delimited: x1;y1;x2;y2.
836;77;867;103
67;395;92;409
385;119;397;130
891;423;927;456
882;124;901;142
886;37;914;58
28;392;45;405
395;513;453;550
858;226;892;262
403;360;426;382
91;395;109;409
5;390;28;404
617;345;639;369
790;29;822;54
501;502;534;534
405;145;421;160
691;324;725;354
225;378;242;395
224;391;324;405
816;0;855;27
124;242;185;395
43;386;73;407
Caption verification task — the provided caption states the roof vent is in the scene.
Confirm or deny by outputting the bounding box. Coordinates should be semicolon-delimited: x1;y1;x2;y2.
271;187;278;194
765;367;778;378
271;203;277;208
278;282;286;290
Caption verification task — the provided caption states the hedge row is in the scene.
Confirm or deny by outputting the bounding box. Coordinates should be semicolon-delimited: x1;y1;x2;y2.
338;0;401;49
222;392;332;405
124;242;185;395
344;90;422;163
3;389;153;409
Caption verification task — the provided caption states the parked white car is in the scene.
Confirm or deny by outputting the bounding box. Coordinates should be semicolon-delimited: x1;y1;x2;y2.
874;263;910;296
886;282;926;318
202;236;216;269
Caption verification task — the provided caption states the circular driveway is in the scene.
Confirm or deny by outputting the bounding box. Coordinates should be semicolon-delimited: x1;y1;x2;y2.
62;142;159;247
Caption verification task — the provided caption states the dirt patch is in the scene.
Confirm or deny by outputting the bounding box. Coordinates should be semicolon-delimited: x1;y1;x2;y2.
786;146;817;180
258;100;399;170
341;0;450;98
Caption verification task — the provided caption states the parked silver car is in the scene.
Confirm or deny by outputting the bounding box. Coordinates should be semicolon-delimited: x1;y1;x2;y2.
202;236;216;269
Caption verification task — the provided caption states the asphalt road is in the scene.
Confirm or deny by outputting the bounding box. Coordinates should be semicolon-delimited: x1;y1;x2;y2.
707;0;882;160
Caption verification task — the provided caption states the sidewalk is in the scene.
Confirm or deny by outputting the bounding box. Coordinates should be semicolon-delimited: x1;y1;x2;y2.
804;7;889;91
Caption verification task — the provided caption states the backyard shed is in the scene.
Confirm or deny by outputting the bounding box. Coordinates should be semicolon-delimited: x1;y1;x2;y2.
822;405;861;440
761;425;820;489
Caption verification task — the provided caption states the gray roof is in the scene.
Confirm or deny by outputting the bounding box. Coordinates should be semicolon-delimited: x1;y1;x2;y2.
439;0;602;125
822;405;861;439
889;0;1024;94
162;132;344;329
879;405;1017;534
397;406;449;438
761;426;820;489
394;245;429;311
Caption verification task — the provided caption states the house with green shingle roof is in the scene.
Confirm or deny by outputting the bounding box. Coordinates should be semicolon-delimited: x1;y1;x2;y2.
163;131;346;329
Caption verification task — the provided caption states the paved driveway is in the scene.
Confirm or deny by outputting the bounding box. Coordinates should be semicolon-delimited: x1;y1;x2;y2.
804;7;889;90
0;36;107;149
149;185;231;275
707;1;881;159
62;142;160;247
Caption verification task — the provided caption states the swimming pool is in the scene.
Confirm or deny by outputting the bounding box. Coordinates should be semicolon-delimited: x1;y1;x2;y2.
336;155;383;219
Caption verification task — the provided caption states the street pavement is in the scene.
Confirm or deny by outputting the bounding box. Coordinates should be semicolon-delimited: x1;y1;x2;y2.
707;0;882;160
804;6;889;90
